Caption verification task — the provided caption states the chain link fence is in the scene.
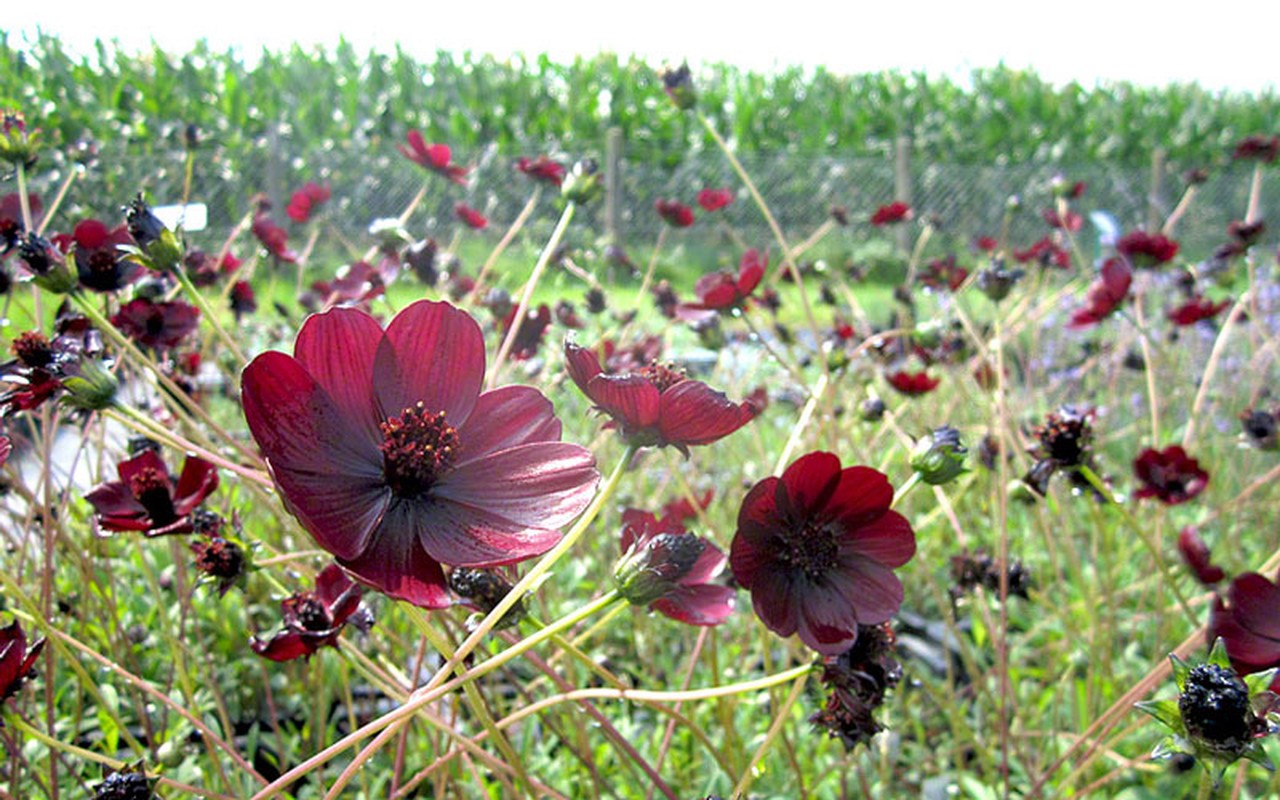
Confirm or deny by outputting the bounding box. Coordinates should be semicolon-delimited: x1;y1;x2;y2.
24;141;1275;272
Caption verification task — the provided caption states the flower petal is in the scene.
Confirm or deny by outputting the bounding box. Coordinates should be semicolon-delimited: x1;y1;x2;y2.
373;300;484;426
251;631;315;662
564;341;604;393
823;466;893;527
456;385;562;463
656;380;756;447
172;457;220;516
831;556;905;625
652;584;736;626
435;441;598;530
837;510;916;569
408;498;563;567
681;539;727;586
1228;573;1280;642
585;374;661;430
337;528;451;609
778;451;842;521
748;569;800;638
796;582;860;655
293;306;385;447
242;351;388;560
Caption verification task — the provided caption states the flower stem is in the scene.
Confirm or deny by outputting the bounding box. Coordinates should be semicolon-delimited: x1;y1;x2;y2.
893;470;924;508
730;670;810;798
171;264;249;366
467;186;542;303
488;199;576;389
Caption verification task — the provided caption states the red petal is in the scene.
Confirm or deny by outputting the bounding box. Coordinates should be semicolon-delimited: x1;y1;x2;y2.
293;306;385;447
172;457;220;516
83;481;146;521
778;451;842;521
680;538;727;586
117;448;171;486
372;300;484;426
657;380;756;447
796;583;860;655
407;499;562;567
337;530;451;608
586;374;661;430
436;441;598;531
837;510;915;568
832;557;904;624
748;569;800;638
652;584;736;626
456;385;562;463
1228;573;1280;642
564;341;604;393
823;465;893;527
251;631;315;662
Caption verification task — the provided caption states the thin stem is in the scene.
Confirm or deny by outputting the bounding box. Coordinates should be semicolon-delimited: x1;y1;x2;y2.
488;200;576;388
892;470;924;508
171;265;249;366
467;187;542;303
730;671;810;798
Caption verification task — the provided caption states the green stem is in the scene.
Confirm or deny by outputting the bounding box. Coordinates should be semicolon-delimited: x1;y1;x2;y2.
893;470;924;508
488;199;576;389
730;671;810;797
172;265;249;366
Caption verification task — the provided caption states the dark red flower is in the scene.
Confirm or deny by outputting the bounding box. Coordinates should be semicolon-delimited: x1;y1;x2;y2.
251;564;373;662
1168;296;1231;326
1069;258;1132;328
886;369;939;396
870;201;912;226
111;298;200;351
285;181;331;223
185;248;241;286
1042;208;1083;232
84;449;220;536
696;188;734;212
230;280;257;320
973;235;998;252
0;618;45;702
1209;572;1280;692
241;301;598;608
516;156;566;187
810;622;902;750
0;191;41;253
69;219;140;292
1012;237;1071;269
684;249;766;313
1133;445;1209;505
1117;231;1179;267
730;452;916;655
1228;220;1266;247
564;341;757;452
1030;405;1095;469
614;508;735;626
1231;135;1279;164
454;203;488;230
398;131;469;185
654;199;695;228
251;210;298;264
919;254;968;292
1178;527;1225;586
500;303;552;360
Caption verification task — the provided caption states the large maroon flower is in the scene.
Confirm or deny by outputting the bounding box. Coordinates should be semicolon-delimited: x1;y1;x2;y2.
1208;570;1280;692
398;131;469;185
0;619;45;702
84;449;220;536
241;300;598;608
564;341;757;452
251;564;373;662
730;452;916;655
614;508;735;626
1132;445;1208;505
68;219;140;292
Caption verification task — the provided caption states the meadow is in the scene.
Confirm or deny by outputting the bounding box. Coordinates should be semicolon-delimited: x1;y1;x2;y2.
1;41;1279;800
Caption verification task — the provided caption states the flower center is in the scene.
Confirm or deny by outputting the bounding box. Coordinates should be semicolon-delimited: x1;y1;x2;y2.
637;361;686;393
12;331;54;368
293;596;332;631
781;522;840;580
129;466;176;525
379;402;461;497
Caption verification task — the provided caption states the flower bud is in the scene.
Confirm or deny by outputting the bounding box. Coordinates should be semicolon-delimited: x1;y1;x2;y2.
61;358;118;411
449;568;525;628
561;159;603;205
859;397;886;422
975;266;1024;302
614;532;706;607
125;194;183;271
19;233;77;294
910;425;968;486
0;110;40;168
660;63;697;111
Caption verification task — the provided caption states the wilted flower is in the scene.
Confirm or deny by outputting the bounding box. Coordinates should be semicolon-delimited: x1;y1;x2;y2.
910;425;968;485
448;568;526;628
870;201;912;226
92;762;158;800
84;449;220;536
810;622;903;750
1133;445;1209;505
191;534;250;596
697;188;734;212
564;341;757;453
398;131;469;184
241;301;598;607
1031;405;1094;469
251;565;374;661
0;618;45;702
654;198;695;228
950;549;1031;600
730;452;916;655
613;507;734;626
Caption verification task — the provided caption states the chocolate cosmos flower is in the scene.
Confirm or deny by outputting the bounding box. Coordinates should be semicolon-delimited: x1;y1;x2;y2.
84;449;220;536
242;300;599;608
1133;445;1209;505
251;564;372;662
730;452;916;655
398;131;469;185
1209;571;1280;691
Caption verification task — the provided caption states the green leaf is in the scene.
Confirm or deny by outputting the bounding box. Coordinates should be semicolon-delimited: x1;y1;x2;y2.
1136;699;1184;734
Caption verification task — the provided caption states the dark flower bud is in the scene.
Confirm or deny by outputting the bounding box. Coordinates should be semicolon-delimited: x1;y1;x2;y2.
1240;408;1278;451
404;238;439;286
0;110;39;168
125;194;183;271
1179;664;1255;756
562;159;603;205
660;62;697;110
61;358;118;411
19;232;76;293
483;287;513;320
910;425;968;485
975;266;1024;301
859;397;886;422
615;532;706;607
585;286;607;314
449;568;526;628
93;762;158;800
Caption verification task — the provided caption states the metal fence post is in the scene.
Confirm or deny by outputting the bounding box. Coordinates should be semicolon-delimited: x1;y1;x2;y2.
605;126;623;247
895;134;913;251
1148;147;1166;231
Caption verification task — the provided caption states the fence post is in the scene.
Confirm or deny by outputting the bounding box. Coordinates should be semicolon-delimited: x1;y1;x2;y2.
894;134;913;252
605;126;623;247
1148;147;1166;231
266;121;284;208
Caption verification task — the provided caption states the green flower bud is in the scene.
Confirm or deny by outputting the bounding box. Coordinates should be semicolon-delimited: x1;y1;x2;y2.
660;63;698;111
910;425;968;486
0;110;40;168
19;233;77;294
125;195;184;272
561;159;603;205
614;532;705;607
61;359;118;411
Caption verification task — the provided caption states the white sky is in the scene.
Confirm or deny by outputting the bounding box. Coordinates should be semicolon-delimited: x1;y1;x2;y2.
7;0;1280;94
